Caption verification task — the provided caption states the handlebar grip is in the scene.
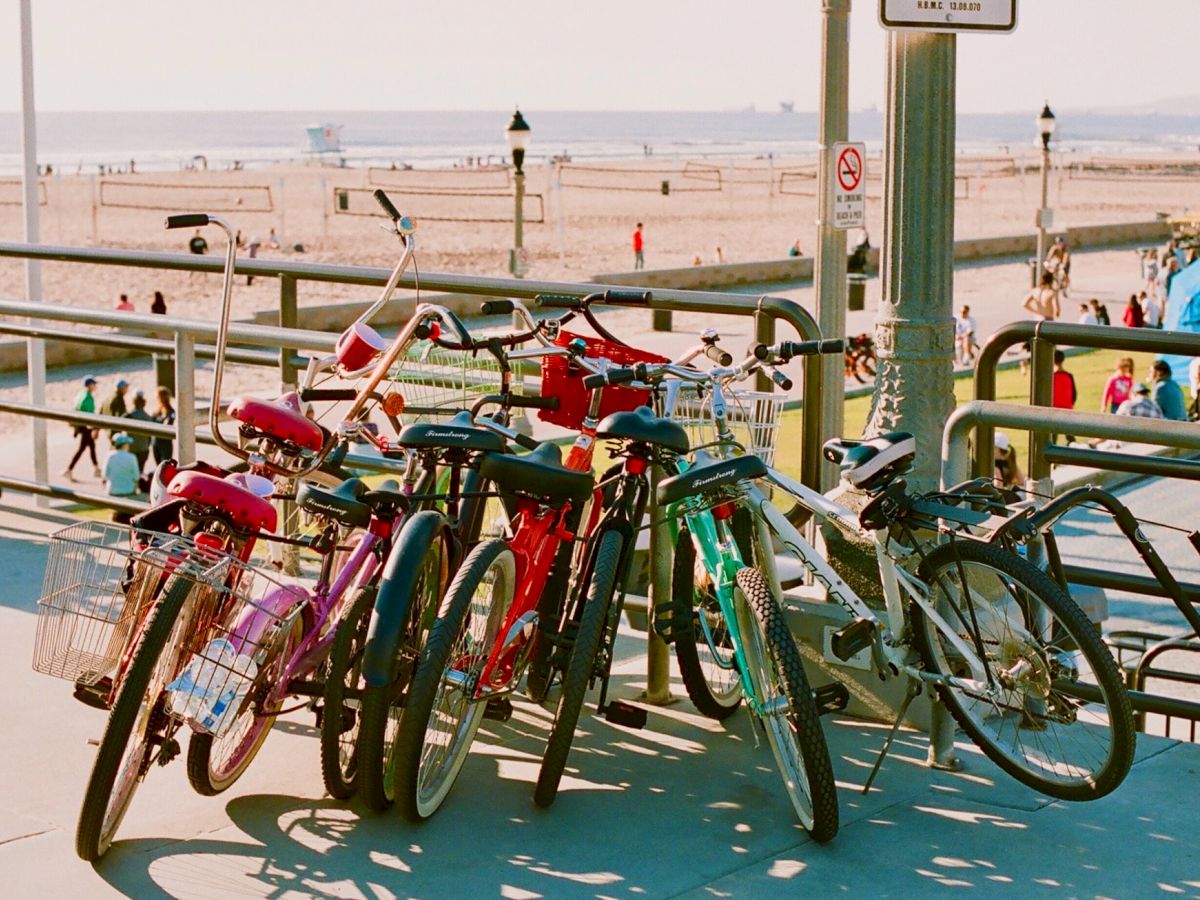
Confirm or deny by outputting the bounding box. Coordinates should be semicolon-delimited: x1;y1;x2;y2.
165;213;209;230
777;338;847;360
373;189;402;221
601;289;652;305
582;367;639;390
510;394;560;411
533;293;582;310
299;388;359;402
703;344;734;366
770;369;793;391
479;300;514;315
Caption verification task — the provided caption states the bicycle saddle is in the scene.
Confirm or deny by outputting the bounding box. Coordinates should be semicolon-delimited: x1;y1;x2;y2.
656;451;767;507
297;477;371;529
823;431;915;492
227;394;325;453
167;470;278;533
479;441;593;506
597;406;690;454
397;410;504;453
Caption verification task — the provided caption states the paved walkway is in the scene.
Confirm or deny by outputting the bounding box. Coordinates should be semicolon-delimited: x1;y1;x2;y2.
1;484;1198;898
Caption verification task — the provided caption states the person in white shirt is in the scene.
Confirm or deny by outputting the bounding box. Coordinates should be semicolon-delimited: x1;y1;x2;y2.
1141;290;1162;329
954;304;978;365
1077;303;1098;326
1189;357;1200;405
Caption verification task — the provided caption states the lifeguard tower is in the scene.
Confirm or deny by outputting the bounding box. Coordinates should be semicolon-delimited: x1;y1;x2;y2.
303;123;345;165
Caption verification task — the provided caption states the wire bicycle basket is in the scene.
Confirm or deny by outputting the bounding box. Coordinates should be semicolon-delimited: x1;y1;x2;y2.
382;338;516;421
669;385;787;466
32;521;307;736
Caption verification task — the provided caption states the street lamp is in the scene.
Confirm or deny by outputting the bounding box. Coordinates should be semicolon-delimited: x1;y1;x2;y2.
506;108;531;277
1035;102;1056;283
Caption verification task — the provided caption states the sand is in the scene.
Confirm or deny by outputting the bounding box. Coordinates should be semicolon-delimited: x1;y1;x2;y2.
4;154;1200;326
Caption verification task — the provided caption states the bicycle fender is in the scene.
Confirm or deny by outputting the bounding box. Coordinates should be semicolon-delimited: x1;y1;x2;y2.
363;510;448;687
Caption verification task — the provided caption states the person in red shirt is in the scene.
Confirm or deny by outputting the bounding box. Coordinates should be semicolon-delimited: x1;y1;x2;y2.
632;222;645;270
1051;349;1077;444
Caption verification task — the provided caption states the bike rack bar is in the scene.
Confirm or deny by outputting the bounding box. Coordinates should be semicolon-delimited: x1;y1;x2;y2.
0;321;281;366
1061;565;1200;607
1043;445;1200;481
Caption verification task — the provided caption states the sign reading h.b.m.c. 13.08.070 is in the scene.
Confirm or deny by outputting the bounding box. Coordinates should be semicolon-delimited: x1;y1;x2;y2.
879;0;1017;33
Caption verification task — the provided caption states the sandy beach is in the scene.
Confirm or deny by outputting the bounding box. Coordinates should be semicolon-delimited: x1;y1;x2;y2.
4;154;1200;324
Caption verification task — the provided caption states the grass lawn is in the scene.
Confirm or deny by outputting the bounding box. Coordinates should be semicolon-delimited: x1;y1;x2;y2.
773;349;1172;480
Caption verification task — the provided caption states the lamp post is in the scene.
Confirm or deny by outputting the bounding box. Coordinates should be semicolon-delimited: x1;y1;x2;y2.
506;108;531;278
1035;102;1056;283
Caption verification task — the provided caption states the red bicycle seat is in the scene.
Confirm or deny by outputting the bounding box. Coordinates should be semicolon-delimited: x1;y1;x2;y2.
227;395;324;452
167;471;278;533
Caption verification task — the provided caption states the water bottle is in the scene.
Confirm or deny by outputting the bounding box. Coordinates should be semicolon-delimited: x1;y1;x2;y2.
166;638;258;737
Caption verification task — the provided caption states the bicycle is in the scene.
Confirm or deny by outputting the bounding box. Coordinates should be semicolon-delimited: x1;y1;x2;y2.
647;340;1136;804
376;292;694;820
844;333;876;383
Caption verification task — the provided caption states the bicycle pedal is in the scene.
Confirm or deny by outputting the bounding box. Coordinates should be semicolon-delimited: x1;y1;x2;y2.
157;737;181;767
812;682;850;716
483;697;513;722
72;677;113;711
830;618;875;662
603;700;647;730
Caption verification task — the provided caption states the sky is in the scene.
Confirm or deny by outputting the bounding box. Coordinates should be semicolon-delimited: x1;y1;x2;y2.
1;1;1193;115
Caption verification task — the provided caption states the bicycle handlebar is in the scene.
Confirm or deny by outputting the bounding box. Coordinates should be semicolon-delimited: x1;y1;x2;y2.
165;213;210;230
372;188;402;222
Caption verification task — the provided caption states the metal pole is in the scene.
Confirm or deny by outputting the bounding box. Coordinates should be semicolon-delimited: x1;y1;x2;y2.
814;0;851;491
19;0;48;496
279;274;298;389
871;29;959;772
643;463;674;705
1036;141;1049;282
512;170;525;278
174;333;196;465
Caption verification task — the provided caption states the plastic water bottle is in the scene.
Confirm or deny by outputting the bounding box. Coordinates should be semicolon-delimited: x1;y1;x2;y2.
166;638;258;737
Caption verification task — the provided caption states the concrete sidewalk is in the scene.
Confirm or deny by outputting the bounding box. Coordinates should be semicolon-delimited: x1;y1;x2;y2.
0;497;1197;898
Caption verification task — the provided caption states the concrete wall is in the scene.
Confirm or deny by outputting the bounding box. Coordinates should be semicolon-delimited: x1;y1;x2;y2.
0;219;1176;374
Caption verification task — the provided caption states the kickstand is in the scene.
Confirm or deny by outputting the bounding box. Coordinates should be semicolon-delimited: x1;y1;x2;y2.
861;678;921;795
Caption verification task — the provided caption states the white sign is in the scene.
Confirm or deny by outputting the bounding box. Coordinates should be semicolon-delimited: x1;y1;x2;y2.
832;142;865;230
880;0;1017;33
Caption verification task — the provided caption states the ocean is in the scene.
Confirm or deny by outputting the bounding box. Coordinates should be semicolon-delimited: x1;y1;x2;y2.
3;109;1200;175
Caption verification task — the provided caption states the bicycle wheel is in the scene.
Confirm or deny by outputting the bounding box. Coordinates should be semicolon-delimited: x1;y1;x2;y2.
534;529;624;809
357;513;449;812
734;567;839;842
393;538;516;821
319;584;376;799
912;540;1135;801
76;576;195;861
672;526;742;720
185;613;302;796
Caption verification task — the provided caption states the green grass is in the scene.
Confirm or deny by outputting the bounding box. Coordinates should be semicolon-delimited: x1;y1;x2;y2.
774;349;1171;480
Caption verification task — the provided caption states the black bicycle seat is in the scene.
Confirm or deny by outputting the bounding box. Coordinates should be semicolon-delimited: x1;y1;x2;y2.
824;431;915;492
597;406;689;454
297;477;371;529
398;410;504;453
480;442;593;506
656;453;767;507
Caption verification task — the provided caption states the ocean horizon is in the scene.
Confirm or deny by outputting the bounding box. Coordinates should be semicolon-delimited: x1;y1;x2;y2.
4;109;1200;176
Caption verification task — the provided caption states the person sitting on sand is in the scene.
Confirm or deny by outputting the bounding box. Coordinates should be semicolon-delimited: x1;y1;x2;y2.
114;293;134;312
189;230;208;255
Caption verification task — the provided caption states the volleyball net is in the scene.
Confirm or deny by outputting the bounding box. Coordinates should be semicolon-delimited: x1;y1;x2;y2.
98;180;274;213
331;185;544;224
0;178;48;206
368;166;512;191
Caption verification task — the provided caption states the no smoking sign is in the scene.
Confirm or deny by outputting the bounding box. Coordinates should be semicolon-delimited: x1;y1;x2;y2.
832;142;866;230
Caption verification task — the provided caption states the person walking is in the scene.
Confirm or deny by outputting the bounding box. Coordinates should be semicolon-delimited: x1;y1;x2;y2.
102;379;130;446
1077;303;1098;326
1090;298;1111;325
152;386;176;465
246;235;261;285
1022;270;1060;321
1101;357;1135;413
632;223;645;270
63;375;101;481
150;291;167;315
1045;236;1071;295
1140;290;1162;329
123;390;155;473
954;304;978;366
1122;293;1145;328
1150;360;1188;421
1052;349;1078;444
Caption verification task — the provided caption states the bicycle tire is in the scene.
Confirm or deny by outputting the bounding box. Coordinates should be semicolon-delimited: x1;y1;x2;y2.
319;584;376;799
393;539;516;821
672;525;742;721
734;567;839;842
912;540;1135;801
357;514;449;812
76;576;195;861
534;529;624;809
184;613;302;796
